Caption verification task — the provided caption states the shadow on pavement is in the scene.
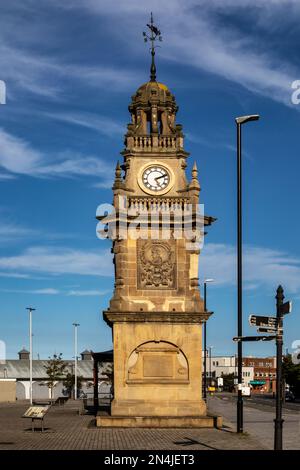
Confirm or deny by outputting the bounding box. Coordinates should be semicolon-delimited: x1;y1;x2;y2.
173;437;217;450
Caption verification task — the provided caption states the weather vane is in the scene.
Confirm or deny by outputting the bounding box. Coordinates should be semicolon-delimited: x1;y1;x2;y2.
143;12;162;82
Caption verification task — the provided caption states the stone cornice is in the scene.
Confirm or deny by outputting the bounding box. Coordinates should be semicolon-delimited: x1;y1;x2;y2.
103;310;212;326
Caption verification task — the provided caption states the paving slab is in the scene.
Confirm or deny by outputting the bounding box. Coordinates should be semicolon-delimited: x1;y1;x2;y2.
0;400;265;450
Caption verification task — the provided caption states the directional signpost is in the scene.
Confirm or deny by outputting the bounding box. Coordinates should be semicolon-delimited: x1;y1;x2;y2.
249;314;278;328
257;327;282;335
279;301;292;315
233;285;292;451
233;335;276;342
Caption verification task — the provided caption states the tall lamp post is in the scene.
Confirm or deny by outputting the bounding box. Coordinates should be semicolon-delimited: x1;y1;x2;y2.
73;323;80;400
235;114;260;433
203;279;214;400
26;307;36;405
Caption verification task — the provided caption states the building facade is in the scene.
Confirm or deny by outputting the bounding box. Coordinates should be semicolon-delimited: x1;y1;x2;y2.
204;355;254;388
0;349;111;402
202;355;276;393
244;356;276;393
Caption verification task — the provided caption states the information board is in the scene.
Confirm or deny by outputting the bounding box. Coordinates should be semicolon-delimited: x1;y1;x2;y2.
23;405;50;419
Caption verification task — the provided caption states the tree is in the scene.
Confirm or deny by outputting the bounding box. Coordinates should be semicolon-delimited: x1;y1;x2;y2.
63;372;84;398
221;373;235;392
283;354;300;397
43;353;67;399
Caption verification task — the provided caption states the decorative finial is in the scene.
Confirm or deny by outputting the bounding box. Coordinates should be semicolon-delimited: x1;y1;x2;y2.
189;161;200;191
143;12;162;82
192;161;198;179
113;161;123;190
276;285;284;304
115;161;122;181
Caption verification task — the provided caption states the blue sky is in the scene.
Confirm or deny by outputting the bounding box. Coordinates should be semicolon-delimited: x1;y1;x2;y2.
0;0;300;360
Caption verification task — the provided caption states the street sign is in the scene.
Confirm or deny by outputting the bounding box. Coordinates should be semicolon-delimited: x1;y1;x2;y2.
279;301;292;315
249;314;278;328
257;327;283;334
233;335;276;342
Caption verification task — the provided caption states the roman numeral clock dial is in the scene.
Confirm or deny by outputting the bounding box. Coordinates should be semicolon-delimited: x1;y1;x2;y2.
140;165;172;194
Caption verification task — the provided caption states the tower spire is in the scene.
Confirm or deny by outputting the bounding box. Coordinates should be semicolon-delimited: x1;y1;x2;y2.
143;12;162;82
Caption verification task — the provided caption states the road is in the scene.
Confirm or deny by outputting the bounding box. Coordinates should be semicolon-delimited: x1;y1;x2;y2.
208;393;300;450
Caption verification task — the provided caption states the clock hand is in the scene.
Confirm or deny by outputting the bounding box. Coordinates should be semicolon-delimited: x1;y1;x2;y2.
155;174;166;181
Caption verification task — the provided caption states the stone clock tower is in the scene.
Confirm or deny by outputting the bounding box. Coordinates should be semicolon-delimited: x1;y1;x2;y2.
97;16;220;428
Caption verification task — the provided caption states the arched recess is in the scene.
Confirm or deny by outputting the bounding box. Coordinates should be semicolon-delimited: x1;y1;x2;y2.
127;340;189;384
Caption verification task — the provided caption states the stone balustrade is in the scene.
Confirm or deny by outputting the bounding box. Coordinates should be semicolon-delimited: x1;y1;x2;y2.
126;135;183;151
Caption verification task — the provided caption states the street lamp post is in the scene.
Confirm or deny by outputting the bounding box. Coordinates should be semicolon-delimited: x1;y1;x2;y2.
203;279;214;400
26;307;36;405
235;114;260;433
73;323;80;400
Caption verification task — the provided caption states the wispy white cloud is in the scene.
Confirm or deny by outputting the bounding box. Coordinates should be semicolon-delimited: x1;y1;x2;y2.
62;0;300;108
67;289;110;296
0;287;107;296
0;217;84;246
0;241;299;294
66;64;141;91
0;44;62;99
201;243;300;293
0;128;112;180
0;222;37;240
0;173;16;181
0;272;31;279
1;1;299;107
0;246;113;277
0;287;60;295
44;111;124;138
0;42;140;100
0;128;41;175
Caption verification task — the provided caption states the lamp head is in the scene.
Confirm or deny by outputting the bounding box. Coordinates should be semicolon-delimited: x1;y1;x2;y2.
235;114;260;125
204;278;214;283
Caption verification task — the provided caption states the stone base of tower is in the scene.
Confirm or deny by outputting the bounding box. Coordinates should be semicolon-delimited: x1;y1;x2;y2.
96;414;222;429
97;311;222;429
110;398;207;416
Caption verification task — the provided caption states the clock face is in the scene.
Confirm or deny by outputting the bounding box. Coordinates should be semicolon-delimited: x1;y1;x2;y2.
142;165;170;192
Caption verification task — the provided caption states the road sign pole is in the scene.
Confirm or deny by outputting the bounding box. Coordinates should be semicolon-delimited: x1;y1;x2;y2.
274;285;284;451
203;282;207;400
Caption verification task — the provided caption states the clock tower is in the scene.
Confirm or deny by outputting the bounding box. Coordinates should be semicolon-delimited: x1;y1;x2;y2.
97;16;220;428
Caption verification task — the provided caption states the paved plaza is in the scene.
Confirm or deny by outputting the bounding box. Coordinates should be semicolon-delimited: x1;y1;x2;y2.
210;394;300;450
0;398;269;451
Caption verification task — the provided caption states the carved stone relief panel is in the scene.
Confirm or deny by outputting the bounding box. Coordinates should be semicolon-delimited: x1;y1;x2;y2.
137;240;176;289
127;341;189;384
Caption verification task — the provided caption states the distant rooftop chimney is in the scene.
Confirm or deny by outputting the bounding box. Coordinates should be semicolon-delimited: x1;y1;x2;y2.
18;347;30;360
81;349;92;361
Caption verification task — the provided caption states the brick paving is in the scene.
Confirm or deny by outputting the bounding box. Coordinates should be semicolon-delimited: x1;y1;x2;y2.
0;400;265;450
